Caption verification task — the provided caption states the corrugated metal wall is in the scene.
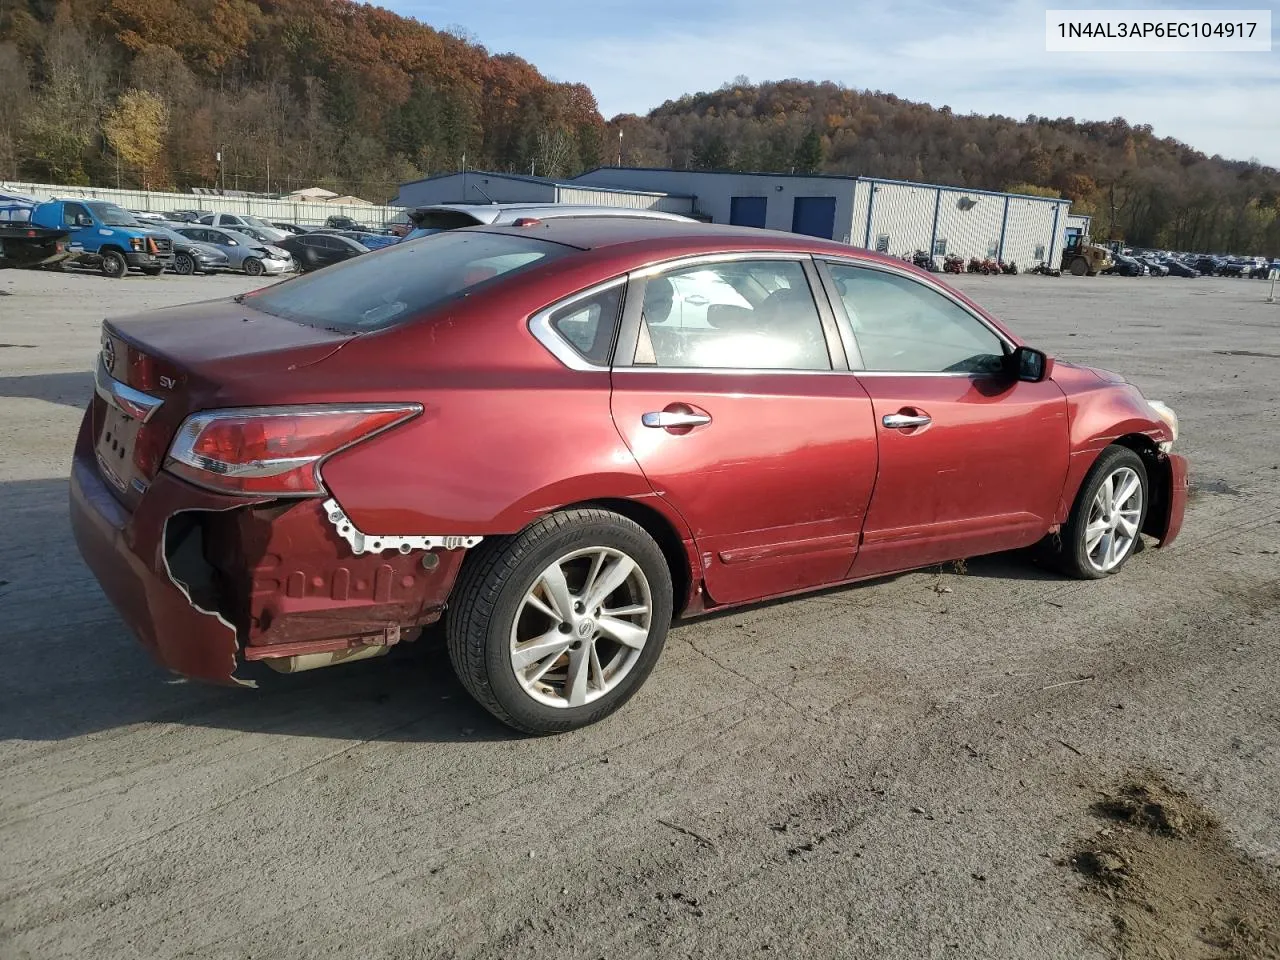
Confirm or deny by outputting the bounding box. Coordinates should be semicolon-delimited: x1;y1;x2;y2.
1003;198;1065;268
934;192;1004;260
395;173;557;207
573;169;857;240
0;180;400;227
553;186;692;213
862;181;936;255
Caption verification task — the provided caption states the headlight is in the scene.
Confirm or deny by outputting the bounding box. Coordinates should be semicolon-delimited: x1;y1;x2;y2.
1147;400;1179;451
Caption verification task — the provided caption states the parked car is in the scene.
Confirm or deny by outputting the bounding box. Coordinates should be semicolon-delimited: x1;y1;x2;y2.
1217;258;1251;278
69;219;1187;734
271;221;311;236
1159;258;1199;278
324;214;370;231
129;210;167;224
1136;256;1168;277
1192;256;1221;275
400;203;695;241
148;225;230;275
198;213;290;243
28;199;173;277
167;209;212;223
171;224;294;276
1105;252;1147;277
1251;260;1280;279
276;231;368;271
315;229;400;250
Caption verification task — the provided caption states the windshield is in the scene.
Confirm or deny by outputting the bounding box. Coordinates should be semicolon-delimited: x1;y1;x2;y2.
246;231;568;332
242;216;277;231
87;202;139;227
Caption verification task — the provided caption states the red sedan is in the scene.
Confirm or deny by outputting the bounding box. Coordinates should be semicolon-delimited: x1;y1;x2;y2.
70;219;1187;733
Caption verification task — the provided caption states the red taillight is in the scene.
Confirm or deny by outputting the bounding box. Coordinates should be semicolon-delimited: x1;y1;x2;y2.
164;404;421;496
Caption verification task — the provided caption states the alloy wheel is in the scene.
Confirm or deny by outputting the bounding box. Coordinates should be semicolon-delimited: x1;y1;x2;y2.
509;546;653;708
1085;466;1143;572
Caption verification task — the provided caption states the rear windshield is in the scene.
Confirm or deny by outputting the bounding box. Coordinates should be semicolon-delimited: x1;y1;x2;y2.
246;231;568;332
409;209;485;230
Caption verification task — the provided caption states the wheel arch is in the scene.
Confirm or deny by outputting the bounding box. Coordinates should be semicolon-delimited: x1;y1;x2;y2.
1060;433;1172;541
566;497;698;618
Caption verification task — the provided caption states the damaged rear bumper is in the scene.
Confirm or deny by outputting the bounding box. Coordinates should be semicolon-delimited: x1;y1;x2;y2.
69;416;467;685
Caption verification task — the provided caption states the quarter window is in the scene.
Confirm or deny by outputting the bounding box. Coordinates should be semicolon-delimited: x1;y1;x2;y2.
549;285;623;366
634;260;830;370
825;263;1006;374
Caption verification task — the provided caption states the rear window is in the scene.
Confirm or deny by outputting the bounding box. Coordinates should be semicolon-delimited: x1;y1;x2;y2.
246;231;568;332
409;209;485;231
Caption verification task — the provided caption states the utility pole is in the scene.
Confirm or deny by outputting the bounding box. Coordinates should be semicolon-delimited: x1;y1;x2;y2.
617;129;623;166
266;157;271;195
217;144;225;192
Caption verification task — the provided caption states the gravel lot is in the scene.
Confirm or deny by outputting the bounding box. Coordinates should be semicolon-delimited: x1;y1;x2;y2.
1;267;1278;959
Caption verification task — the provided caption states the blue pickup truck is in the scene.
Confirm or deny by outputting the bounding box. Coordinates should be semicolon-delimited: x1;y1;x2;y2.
28;198;174;278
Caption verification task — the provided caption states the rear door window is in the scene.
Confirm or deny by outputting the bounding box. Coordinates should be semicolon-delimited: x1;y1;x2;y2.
246;231;571;332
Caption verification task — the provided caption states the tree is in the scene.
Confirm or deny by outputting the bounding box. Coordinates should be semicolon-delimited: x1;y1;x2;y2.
794;127;823;174
104;88;169;187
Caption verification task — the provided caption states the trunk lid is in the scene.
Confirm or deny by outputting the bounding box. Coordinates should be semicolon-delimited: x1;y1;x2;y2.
93;298;355;510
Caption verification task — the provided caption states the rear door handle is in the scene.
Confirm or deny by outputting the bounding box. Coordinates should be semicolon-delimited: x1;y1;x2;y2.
882;412;932;429
642;411;711;428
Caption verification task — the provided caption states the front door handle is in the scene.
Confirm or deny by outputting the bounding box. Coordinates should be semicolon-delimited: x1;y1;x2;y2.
642;410;711;428
882;412;932;429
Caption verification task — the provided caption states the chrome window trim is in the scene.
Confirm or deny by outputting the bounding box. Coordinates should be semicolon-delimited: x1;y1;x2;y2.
819;256;1017;362
629;250;812;279
527;276;627;371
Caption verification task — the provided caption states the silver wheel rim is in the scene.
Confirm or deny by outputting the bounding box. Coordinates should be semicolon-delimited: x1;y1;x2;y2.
105;256;122;276
510;547;652;709
1086;466;1143;572
176;255;193;274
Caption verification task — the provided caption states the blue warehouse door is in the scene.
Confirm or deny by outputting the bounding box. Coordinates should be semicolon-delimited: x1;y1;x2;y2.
729;196;768;228
791;196;836;239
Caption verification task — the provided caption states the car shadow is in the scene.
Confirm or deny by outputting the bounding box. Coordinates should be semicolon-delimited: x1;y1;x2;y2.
0;477;515;745
0;473;1065;746
0;370;94;408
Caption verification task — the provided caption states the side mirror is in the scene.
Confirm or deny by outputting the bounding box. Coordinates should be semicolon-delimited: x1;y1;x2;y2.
1006;345;1053;383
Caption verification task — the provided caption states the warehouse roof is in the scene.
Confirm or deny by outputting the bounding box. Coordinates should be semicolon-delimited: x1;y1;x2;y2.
397;170;690;198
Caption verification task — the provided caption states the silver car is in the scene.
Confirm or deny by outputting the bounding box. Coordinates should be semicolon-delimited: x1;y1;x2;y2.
401;203;695;241
172;224;295;276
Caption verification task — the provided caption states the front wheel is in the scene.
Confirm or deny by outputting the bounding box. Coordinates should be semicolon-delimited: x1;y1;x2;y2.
1053;446;1149;579
447;509;674;734
1069;257;1088;276
242;257;265;277
173;252;195;275
100;250;127;278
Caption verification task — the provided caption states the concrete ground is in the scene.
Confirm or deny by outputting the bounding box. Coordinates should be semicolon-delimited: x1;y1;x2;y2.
1;266;1277;959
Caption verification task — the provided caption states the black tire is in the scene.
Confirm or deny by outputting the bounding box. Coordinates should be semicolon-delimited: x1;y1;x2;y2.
242;257;265;277
1052;445;1149;580
1069;257;1088;276
142;266;164;277
173;252;195;275
446;509;674;734
100;250;127;278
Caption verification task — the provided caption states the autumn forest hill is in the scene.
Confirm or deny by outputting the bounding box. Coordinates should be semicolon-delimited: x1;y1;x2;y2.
0;0;1277;254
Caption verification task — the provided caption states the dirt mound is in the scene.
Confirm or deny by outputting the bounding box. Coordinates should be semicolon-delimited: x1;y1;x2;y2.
1071;774;1280;960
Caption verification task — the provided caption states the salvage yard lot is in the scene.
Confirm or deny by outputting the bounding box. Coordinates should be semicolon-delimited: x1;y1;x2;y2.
1;268;1278;959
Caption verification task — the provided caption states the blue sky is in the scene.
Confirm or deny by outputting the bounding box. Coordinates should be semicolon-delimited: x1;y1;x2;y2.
396;0;1280;166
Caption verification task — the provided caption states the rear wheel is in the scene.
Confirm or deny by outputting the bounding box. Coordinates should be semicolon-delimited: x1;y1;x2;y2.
100;250;127;278
173;252;195;275
447;509;673;734
1052;446;1149;579
243;257;264;277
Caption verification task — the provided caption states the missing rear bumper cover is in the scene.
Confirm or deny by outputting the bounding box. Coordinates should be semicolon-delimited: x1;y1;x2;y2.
322;497;482;557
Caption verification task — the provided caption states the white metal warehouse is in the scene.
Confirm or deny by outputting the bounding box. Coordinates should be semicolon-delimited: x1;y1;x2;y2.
572;168;1072;268
393;171;693;215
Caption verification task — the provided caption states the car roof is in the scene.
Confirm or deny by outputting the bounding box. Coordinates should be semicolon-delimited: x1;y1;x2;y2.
471;216;865;259
416;203;695;225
